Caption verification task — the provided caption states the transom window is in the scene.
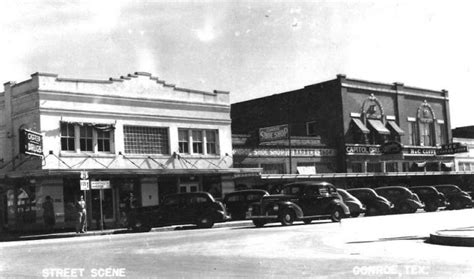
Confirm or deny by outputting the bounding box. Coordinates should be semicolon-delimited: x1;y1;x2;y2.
178;129;219;155
123;126;169;155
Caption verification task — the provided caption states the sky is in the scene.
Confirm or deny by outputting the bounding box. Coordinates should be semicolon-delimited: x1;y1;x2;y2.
1;0;473;128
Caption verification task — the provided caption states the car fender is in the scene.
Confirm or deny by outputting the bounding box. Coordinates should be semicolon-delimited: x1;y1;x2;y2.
328;199;350;215
275;201;304;219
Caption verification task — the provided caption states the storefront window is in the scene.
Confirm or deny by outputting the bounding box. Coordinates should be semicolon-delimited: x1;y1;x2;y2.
386;162;399;172
351;162;363;173
17;185;36;224
261;164;285;174
367;162;382;173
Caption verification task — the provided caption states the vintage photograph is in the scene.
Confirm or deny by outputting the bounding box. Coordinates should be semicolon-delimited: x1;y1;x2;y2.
1;0;474;278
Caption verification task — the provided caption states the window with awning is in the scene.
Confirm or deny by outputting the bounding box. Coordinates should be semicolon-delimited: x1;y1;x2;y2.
387;121;405;136
351;118;370;134
367;119;390;135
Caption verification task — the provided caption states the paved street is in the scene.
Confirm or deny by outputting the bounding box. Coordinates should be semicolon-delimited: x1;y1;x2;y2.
1;209;474;278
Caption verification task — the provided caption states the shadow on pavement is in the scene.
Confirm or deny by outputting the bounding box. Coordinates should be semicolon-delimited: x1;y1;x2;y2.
347;235;428;244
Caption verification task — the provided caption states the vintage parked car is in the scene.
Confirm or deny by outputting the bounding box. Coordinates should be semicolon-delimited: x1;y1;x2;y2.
128;192;230;231
434;184;473;210
336;188;366;217
347;188;393;216
410;186;447;212
374;186;424;214
246;181;350;227
223;189;269;220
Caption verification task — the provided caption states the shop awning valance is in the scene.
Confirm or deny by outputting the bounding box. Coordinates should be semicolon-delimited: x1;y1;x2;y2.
416;161;427;168
351;118;370;134
442;162;454;168
367;119;390;135
62;121;115;131
387;121;405;136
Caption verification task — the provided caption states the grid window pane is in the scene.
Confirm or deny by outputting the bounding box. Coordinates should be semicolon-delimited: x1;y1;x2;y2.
178;129;189;154
80;126;93;151
97;130;111;152
124;126;169;154
206;130;217;155
60;122;75;151
192;130;203;154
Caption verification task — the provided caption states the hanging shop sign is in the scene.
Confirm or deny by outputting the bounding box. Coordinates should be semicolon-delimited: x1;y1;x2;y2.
436;142;468;155
345;144;381;155
259;124;289;142
19;129;43;157
90;181;111;190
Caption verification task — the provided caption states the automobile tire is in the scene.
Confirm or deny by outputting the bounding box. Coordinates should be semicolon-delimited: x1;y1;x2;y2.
425;202;438;212
399;203;412;214
253;220;266;228
280;209;295;226
303;219;312;224
331;207;343;222
197;215;215;228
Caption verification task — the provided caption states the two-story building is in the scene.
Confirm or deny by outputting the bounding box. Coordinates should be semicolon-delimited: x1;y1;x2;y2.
232;74;454;188
0;72;259;232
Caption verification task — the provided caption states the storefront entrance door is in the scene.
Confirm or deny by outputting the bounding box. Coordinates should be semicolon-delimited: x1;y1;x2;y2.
90;189;113;230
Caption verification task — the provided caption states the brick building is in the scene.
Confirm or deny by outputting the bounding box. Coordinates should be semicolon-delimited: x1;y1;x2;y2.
232;74;455;188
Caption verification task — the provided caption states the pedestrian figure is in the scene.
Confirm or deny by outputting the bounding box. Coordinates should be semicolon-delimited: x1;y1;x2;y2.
76;195;87;233
42;196;55;232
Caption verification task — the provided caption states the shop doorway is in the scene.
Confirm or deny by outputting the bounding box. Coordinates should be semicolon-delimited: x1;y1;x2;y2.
90;189;113;230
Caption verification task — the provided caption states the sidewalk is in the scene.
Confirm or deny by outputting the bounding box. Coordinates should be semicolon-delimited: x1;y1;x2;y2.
429;227;474;247
0;220;252;242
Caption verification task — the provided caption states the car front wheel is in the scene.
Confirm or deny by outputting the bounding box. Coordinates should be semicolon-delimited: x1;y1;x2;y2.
280;209;295;226
331;207;343;222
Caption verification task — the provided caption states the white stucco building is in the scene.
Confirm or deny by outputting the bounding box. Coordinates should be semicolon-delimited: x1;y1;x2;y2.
0;72;259;231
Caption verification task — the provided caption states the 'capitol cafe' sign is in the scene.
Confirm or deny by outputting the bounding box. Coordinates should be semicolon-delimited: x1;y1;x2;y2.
345;143;460;157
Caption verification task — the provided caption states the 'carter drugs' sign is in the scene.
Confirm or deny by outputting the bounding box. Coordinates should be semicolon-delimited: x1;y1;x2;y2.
19;129;43;157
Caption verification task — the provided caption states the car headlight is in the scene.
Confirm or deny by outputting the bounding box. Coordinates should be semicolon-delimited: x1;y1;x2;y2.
273;204;279;211
248;206;253;212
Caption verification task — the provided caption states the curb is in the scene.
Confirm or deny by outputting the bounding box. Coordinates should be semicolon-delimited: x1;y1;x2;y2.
0;220;253;242
429;229;474;247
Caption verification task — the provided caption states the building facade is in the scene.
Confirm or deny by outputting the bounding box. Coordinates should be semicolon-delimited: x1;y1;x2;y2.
232;74;454;187
0;72;258;232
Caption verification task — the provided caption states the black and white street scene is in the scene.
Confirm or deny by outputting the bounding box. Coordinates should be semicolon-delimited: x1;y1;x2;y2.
2;1;474;278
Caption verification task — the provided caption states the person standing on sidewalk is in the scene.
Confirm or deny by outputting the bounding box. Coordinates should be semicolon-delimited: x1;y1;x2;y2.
76;195;87;233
